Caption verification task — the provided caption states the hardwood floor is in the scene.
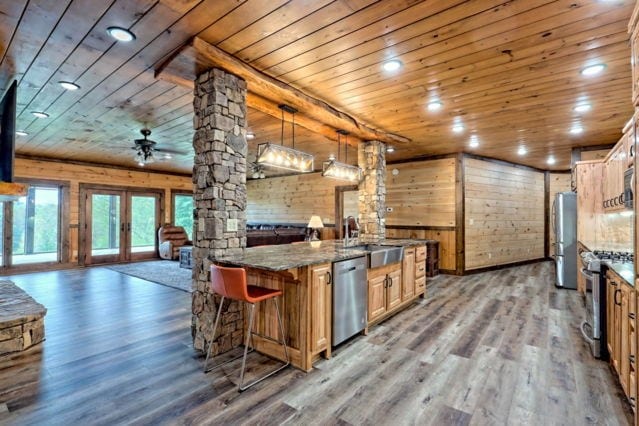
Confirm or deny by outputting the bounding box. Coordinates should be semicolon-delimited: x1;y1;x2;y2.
0;261;633;425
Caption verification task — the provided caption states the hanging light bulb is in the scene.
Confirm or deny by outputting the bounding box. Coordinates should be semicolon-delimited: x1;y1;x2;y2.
322;130;362;182
256;104;314;173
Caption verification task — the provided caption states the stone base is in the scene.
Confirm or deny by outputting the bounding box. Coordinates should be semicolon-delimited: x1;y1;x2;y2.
0;281;47;356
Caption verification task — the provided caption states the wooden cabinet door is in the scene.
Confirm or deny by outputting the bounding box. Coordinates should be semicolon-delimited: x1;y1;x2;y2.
633;26;639;106
402;248;415;301
310;263;331;353
387;268;402;311
368;274;387;322
622;283;631;395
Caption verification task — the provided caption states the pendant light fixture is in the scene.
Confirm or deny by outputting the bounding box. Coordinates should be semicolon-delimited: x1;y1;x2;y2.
322;130;361;182
256;104;314;173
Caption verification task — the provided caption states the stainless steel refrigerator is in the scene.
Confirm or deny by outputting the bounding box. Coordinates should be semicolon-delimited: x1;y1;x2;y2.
553;192;577;289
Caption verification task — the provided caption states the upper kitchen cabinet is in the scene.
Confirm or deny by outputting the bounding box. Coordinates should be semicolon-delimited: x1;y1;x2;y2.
603;122;634;213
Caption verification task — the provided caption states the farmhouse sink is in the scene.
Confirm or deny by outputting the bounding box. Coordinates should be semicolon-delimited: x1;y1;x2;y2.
349;244;404;268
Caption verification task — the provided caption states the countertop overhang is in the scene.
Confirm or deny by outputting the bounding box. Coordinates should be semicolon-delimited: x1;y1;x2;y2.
215;239;434;271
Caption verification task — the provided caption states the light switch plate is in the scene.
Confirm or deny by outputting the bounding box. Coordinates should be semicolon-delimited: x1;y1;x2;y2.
227;218;238;232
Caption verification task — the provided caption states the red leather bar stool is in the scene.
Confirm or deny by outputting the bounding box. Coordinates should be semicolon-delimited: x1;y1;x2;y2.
203;264;290;391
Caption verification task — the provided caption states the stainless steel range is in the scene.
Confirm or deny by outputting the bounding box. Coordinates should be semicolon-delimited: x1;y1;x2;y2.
579;249;634;359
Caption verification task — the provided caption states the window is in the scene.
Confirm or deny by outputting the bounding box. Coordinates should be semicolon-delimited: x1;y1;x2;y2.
0;202;3;266
173;193;193;240
12;186;61;265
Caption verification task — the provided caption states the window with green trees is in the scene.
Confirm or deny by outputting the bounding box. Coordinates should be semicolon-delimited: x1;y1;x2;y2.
12;186;60;264
174;194;193;240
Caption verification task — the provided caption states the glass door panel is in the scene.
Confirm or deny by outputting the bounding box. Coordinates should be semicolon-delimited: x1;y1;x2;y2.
173;194;194;240
129;194;159;259
86;192;125;264
91;194;121;256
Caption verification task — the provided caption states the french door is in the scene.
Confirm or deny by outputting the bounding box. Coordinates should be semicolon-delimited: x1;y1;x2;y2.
81;187;163;265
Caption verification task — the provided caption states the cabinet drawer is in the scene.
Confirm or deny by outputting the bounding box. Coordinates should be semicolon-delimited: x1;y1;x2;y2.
416;276;425;291
415;261;426;278
416;246;426;262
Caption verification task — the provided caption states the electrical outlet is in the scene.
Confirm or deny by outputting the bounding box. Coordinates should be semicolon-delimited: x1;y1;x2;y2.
488;253;492;259
469;218;474;225
227;218;238;232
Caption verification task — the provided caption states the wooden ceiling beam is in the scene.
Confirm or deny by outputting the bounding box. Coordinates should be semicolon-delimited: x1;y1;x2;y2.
155;36;409;145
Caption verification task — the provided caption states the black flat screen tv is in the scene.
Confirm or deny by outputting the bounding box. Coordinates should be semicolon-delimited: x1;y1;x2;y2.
0;80;18;184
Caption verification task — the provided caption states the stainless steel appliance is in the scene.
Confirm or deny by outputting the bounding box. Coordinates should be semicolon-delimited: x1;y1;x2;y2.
579;250;604;358
332;256;368;346
579;249;634;359
553;192;578;289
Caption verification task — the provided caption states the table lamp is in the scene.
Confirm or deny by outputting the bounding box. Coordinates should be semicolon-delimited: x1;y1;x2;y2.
307;215;324;241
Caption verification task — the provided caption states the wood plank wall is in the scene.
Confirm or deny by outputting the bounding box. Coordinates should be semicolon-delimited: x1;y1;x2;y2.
548;173;572;255
385;157;457;271
15;158;191;263
464;158;545;270
247;172;342;226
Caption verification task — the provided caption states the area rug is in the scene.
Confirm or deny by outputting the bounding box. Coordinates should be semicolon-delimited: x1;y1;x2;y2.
106;260;193;293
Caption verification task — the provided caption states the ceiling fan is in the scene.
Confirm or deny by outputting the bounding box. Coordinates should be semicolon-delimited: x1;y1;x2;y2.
131;128;186;166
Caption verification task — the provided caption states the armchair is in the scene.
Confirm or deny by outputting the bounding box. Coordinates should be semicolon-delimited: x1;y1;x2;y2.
158;224;192;260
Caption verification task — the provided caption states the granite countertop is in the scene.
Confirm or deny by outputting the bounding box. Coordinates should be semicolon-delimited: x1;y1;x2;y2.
215;239;431;271
605;262;634;287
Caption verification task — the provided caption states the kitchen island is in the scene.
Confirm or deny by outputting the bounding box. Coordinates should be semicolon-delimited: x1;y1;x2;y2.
216;239;430;371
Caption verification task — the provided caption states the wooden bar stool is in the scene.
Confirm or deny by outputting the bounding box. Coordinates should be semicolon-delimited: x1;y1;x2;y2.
203;264;290;391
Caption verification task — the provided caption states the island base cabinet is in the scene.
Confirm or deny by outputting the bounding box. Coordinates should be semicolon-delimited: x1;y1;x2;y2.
241;264;332;372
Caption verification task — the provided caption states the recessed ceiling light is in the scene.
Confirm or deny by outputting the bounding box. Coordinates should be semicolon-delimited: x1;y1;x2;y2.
570;125;584;134
31;111;49;118
518;146;527;156
547;156;556;165
246;132;255;140
382;60;402;72
573;103;591;113
107;26;136;42
469;135;479;148
386;146;395;153
452;124;464;133
427;100;443;111
580;64;606;76
15;130;28;136
59;81;80;91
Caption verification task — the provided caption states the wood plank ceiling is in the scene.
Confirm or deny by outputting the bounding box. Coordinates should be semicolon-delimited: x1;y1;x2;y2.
0;0;634;174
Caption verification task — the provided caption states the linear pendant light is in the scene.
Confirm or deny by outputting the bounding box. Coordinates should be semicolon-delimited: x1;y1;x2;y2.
322;130;361;182
256;104;314;173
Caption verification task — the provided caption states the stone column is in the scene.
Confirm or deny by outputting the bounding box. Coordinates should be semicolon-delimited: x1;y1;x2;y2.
191;68;248;355
358;140;386;243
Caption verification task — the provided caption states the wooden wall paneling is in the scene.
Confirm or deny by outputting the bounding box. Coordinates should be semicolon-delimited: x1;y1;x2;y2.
455;153;464;274
544;172;550;259
464;157;545;270
547;172;572;257
247;172;343;225
385;157;456;227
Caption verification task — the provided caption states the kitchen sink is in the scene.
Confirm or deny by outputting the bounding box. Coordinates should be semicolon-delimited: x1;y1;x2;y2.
348;244;404;268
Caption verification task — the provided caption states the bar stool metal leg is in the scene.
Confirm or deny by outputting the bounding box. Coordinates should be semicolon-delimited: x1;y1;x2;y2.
203;296;255;373
238;298;290;392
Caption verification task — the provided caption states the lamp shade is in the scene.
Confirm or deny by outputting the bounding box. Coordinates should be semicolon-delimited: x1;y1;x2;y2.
307;215;324;228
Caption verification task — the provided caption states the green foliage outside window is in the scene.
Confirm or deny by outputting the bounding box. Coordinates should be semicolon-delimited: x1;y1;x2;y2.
174;194;193;240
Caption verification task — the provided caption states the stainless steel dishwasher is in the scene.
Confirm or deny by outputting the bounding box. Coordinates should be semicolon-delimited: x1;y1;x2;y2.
332;256;368;346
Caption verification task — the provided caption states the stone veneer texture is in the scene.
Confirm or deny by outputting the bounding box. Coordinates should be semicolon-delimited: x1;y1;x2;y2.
358;140;386;243
191;68;248;355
